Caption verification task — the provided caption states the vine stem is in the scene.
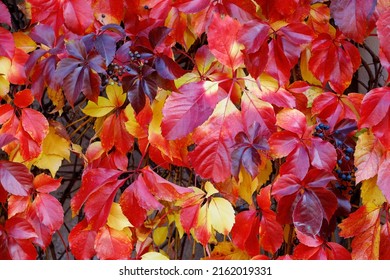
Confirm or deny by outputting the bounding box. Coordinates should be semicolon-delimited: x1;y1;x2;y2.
56;230;70;260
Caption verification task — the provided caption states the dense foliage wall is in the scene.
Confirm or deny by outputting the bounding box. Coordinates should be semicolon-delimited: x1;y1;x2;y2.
0;0;390;260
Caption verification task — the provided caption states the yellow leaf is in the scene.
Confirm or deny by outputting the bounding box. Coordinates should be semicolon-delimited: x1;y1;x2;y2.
107;202;133;230
106;83;126;107
257;157;273;186
32;126;70;176
300;48;322;86
208;197;235;235
153;226;168;247
47;87;65;114
141;251;169;260
0;56;11;75
205;181;219;198
82;96;115;117
237;167;257;204
203;241;250;260
0;75;9;98
13;32;37;53
361;177;386;207
124;104;146;138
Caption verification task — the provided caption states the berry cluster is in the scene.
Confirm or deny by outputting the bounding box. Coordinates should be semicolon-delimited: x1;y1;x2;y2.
313;122;357;196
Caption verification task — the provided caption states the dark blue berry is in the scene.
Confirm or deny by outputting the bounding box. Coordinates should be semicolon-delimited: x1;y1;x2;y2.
323;125;330;130
335;140;342;147
344;156;351;161
318;132;324;138
341;174;347;180
336;169;342;174
346;175;352;181
337;159;342;165
346;147;354;154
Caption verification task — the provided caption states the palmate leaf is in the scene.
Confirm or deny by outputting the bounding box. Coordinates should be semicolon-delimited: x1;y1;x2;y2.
94;225;133;260
359;87;390;149
330;0;377;43
0;160;33;196
161;81;222;140
29;0;94;35
189;97;243;183
55;40;105;106
0;2;11;26
207;13;244;70
272;169;337;237
309;31;361;94
120;167;192;227
231;186;283;255
339;204;382;259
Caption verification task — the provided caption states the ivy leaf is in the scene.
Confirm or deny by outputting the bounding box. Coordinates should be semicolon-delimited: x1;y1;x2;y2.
0;133;16;148
107;203;132;231
207;13;244;70
0;27;14;59
359;87;390;149
0;161;33;196
55;40;105;106
0;2;11;26
330;0;377;43
189;97;243;182
94;226;132;260
33;174;62;193
354;131;384;183
122;65;158;114
120;167;192;227
100;110;134;154
69;219;97;260
377;9;390;83
309;31;361;93
339;204;382;259
161;81;222;140
272;169;337;237
31;193;63;233
93;0;124;24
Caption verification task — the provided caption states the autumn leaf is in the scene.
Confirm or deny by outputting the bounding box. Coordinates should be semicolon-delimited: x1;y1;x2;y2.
95;225;133;260
161;81;222;140
339;204;382;259
55;40;105;106
189;97;243;183
69;219;97;260
330;0;377;43
0;160;33;196
377;9;390;83
207;13;244;70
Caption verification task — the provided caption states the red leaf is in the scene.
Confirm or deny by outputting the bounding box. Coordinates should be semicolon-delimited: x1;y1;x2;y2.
33;174;62;193
207;13;243;70
174;0;210;13
309;32;361;93
0;27;14;59
26;209;53;248
120;175;162;227
20;108;49;145
31;193;63;233
161;81;222;140
141;166;192;200
190;97;243;182
238;19;270;54
62;0;94;34
69;219;97;260
83;179;126;230
71;168;123;215
330;0;377;43
231;210;260;256
359;87;390;149
95;226;132;260
293;190;323;236
14;89;34;108
0;160;33;196
377;152;390;202
92;0;124;24
380;222;390;260
241;90;276;138
7;238;37;260
0;2;11;26
101;111;134;154
0;133;16;148
377;9;390;83
294;242;351;260
339;205;381;259
5;217;37;240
